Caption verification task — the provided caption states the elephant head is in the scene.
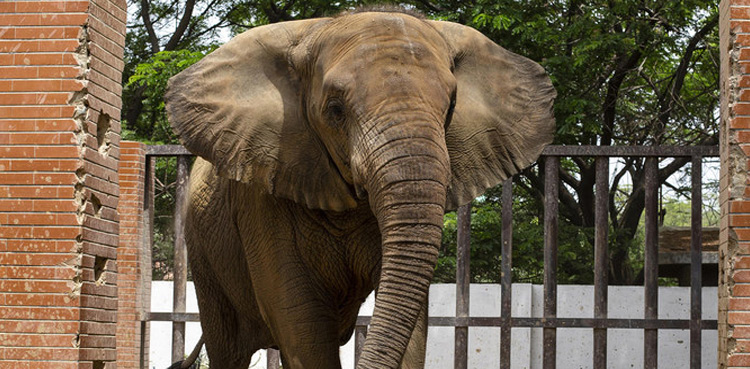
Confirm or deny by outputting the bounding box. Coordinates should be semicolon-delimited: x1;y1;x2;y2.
165;10;554;369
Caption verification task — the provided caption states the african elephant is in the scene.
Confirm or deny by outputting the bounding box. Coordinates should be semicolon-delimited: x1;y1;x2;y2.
164;7;555;369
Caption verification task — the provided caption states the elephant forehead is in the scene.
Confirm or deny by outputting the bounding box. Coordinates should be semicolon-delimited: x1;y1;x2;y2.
320;12;448;59
352;40;429;61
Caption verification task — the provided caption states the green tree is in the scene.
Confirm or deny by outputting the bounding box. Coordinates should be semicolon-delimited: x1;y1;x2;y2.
123;1;719;284
417;0;719;284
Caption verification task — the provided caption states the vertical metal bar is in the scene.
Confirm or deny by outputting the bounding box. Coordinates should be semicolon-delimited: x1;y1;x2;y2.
267;348;280;369
355;325;367;366
142;156;155;369
644;157;659;369
140;320;147;369
455;203;471;369
172;156;190;363
501;179;513;369
594;157;609;369
690;156;703;369
544;157;559;369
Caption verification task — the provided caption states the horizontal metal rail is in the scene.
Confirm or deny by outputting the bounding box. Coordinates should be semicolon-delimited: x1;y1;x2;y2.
149;312;718;330
146;144;720;158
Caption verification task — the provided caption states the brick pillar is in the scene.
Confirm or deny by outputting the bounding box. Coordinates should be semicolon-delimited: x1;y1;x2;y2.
117;142;151;369
721;0;750;367
0;1;126;368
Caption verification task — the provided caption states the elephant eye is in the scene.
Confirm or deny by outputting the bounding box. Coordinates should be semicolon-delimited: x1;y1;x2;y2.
325;98;346;127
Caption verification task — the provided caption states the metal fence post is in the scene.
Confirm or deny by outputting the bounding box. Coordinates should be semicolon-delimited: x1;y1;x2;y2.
455;203;471;369
543;157;560;369
172;155;190;363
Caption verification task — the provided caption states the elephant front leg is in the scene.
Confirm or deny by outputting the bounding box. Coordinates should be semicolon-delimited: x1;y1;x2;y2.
245;247;343;368
268;315;342;369
398;296;428;369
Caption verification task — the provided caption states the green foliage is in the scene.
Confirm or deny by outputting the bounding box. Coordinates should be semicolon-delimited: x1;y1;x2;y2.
149;156;197;281
126;49;212;144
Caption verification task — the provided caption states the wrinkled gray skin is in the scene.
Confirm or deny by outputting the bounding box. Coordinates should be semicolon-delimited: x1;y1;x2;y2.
165;9;555;369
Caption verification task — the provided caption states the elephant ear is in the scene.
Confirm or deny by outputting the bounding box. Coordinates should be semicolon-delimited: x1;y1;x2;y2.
165;19;358;211
428;21;556;211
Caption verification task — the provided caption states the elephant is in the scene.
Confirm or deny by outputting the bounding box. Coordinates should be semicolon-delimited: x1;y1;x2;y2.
163;7;555;369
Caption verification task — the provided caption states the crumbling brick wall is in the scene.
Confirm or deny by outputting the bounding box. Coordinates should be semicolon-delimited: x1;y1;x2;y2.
116;142;151;369
0;1;127;368
721;0;750;367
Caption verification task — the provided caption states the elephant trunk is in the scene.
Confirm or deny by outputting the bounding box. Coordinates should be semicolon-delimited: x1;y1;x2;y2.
356;121;449;369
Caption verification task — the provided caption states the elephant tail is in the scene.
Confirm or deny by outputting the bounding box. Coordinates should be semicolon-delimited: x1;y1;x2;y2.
166;335;205;369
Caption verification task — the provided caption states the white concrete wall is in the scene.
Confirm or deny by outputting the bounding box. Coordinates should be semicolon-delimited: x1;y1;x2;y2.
149;283;717;369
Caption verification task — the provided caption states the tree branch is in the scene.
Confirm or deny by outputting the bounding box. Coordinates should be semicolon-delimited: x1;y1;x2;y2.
165;0;197;51
655;13;718;142
602;48;643;146
140;0;161;53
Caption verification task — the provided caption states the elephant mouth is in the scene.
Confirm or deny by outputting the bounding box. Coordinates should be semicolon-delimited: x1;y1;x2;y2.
354;183;367;200
324;150;367;201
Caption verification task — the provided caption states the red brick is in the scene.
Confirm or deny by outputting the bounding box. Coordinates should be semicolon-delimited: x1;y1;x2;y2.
0;185;67;199
729;353;750;367
738;130;750;143
33;199;77;212
0;14;42;26
733;214;750;227
735;326;750;339
733;7;750;20
32;226;81;239
738;255;750;270
0;265;76;281
0;146;34;158
33;119;78;131
32;172;78;185
0;67;38;79
2;347;79;361
34;146;80;158
4;239;77;253
0;106;71;119
0;279;72;293
0;93;70;106
736;284;750;297
65;1;90;13
0;252;76;266
0;40;38;53
735;228;750;242
733;19;750;34
5;213;56;225
0;333;74;347
730;311;750;325
732;200;750;213
732;117;750;130
13;26;81;39
6;158;80;171
730;296;750;310
0;320;78;334
15;1;67;13
2;306;80;320
12;133;77;145
38;66;82;79
8;53;65;66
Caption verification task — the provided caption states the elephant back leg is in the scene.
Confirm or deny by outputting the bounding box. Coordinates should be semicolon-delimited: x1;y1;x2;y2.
184;162;269;368
189;247;257;368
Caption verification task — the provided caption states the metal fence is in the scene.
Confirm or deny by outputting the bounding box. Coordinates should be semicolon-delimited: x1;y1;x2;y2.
142;145;719;369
